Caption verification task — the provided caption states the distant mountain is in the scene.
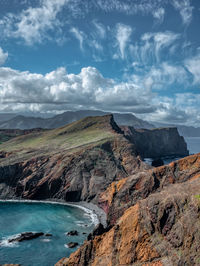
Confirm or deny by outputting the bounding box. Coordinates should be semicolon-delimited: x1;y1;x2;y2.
0;110;155;130
0;113;17;123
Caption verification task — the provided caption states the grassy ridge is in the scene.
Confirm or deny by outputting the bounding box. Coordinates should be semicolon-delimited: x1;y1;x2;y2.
0;115;116;153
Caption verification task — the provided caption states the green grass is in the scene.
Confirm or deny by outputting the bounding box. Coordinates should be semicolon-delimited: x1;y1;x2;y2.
0;115;116;154
194;195;200;200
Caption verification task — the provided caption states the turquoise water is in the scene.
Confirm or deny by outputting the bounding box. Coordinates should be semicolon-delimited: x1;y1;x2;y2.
0;201;96;266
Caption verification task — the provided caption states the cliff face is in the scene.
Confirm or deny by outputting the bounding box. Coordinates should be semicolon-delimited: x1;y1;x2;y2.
0;115;197;266
99;153;200;226
122;126;189;159
0;115;148;203
57;153;200;266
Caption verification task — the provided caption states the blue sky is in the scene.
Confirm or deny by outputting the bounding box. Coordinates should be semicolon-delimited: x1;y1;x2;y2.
0;0;200;126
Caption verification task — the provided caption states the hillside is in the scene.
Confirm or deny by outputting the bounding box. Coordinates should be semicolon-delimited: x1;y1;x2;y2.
0;110;154;130
0;115;198;266
57;153;200;266
0;115;149;202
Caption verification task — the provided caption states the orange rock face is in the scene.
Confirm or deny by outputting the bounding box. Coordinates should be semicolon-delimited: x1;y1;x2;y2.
56;153;200;266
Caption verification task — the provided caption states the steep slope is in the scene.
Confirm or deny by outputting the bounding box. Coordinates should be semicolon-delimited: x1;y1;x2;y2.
57;154;200;266
122;126;189;158
0;110;154;130
0;115;148;202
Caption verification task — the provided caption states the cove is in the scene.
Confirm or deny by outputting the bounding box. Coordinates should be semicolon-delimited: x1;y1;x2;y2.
0;201;96;266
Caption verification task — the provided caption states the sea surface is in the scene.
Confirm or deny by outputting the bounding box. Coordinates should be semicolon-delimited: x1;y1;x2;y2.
185;137;200;155
0;201;96;266
144;137;200;165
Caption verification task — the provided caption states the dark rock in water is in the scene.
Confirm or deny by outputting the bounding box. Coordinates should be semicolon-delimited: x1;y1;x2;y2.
67;242;79;248
44;233;52;237
66;230;78;236
8;232;44;243
82;232;87;235
87;223;105;241
151;158;164;167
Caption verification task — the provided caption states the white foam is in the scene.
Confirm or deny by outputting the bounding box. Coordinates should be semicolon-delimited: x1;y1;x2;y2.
64;244;69;248
41;238;51;242
0;234;20;247
0;199;99;226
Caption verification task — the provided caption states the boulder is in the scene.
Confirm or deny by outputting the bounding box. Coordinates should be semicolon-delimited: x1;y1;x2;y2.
151;158;164;167
67;242;79;248
66;230;78;236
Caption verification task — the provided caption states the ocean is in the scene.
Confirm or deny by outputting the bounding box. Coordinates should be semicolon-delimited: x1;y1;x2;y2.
184;137;200;155
0;201;96;266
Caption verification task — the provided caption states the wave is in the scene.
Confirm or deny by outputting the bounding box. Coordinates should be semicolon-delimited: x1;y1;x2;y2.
0;234;20;248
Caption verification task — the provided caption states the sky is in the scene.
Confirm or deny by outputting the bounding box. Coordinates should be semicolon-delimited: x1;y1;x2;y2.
0;0;200;126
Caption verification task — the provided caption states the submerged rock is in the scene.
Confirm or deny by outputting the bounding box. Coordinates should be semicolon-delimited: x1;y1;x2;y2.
67;242;79;248
44;233;52;237
151;158;164;167
66;230;78;236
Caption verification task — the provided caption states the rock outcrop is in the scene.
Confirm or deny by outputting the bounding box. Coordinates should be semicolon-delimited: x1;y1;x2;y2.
56;153;200;266
122;126;189;158
0;115;148;203
0;115;196;266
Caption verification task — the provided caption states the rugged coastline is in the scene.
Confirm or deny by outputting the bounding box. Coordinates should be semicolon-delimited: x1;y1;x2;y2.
0;115;195;266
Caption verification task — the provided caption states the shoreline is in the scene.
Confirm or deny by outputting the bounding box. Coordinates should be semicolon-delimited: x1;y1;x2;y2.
0;198;107;228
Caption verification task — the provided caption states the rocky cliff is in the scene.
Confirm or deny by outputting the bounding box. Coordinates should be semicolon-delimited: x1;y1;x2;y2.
56;153;200;266
122;126;189;158
0;115;148;203
0;115;196;266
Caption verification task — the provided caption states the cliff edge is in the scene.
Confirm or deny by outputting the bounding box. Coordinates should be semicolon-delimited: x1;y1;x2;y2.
122;126;189;158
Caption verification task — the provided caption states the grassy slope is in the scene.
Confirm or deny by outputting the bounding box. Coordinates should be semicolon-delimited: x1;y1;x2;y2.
0;115;116;156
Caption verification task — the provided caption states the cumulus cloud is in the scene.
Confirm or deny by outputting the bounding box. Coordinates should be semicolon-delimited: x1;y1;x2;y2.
0;0;68;45
0;65;199;126
0;66;152;113
115;23;132;60
0;47;8;65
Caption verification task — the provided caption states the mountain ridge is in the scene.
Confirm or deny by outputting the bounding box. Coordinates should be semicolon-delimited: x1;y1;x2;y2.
0;110;154;130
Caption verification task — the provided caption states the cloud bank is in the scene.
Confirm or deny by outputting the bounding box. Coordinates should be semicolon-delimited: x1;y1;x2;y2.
0;65;199;126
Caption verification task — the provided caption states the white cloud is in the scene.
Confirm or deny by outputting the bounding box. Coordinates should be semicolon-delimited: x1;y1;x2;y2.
93;20;106;39
130;31;180;64
115;23;132;60
146;62;188;89
70;27;85;51
185;53;200;85
0;0;68;45
0;65;199;126
0;47;8;65
152;7;165;23
172;0;193;25
0;66;152;114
